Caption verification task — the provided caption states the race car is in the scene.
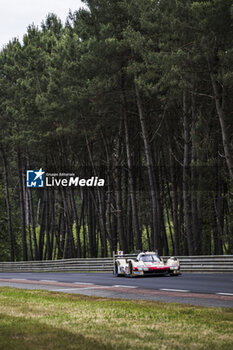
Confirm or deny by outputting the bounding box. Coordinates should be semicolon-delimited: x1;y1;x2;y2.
113;251;180;277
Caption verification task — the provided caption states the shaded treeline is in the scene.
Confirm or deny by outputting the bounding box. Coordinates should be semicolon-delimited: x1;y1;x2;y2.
0;0;233;261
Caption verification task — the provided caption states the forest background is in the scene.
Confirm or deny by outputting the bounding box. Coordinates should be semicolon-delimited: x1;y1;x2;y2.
0;0;233;262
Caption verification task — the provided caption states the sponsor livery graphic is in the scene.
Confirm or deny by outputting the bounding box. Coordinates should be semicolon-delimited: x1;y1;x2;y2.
26;169;44;188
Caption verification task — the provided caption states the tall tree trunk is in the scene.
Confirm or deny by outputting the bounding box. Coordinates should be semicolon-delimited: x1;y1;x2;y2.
135;82;161;253
84;130;108;256
38;192;46;260
210;72;233;186
87;191;96;257
122;79;142;251
114;119;127;252
60;206;67;259
182;91;193;255
45;188;52;260
56;203;63;259
70;187;82;257
123;103;142;251
169;149;180;255
61;187;75;258
101;130;115;254
191;93;201;254
213;185;224;255
50;188;56;260
17;150;28;261
82;200;87;258
126;191;133;252
27;212;34;261
1;146;15;261
163;175;174;255
28;189;38;260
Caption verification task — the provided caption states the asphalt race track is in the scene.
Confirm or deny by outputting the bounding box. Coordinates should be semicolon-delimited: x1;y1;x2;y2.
0;272;233;308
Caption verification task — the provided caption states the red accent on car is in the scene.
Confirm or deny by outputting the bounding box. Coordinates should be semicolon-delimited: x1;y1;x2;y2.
148;266;170;271
133;267;138;271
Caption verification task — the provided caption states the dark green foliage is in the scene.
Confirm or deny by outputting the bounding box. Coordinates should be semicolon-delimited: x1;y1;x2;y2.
0;0;232;260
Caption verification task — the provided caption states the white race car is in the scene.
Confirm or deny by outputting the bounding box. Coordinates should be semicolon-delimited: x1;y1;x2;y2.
114;251;180;277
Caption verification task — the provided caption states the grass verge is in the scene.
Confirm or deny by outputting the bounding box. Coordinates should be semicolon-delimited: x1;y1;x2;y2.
0;287;233;350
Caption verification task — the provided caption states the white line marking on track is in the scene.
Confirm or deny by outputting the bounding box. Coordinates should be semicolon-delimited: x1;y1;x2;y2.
40;280;57;283
11;278;27;281
160;289;190;293
73;282;94;285
113;285;138;289
217;293;233;296
52;287;110;291
52;288;94;291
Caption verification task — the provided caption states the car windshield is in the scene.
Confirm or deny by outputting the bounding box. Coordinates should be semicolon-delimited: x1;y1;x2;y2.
139;255;161;262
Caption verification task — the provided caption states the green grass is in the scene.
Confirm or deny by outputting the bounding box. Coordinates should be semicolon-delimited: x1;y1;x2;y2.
0;288;233;350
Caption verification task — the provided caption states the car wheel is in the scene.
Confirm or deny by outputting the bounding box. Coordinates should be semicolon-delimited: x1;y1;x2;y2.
114;262;119;277
129;261;134;278
169;272;179;276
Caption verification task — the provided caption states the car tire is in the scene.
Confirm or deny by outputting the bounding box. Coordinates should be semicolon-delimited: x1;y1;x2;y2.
169;272;179;276
129;261;134;278
114;262;120;277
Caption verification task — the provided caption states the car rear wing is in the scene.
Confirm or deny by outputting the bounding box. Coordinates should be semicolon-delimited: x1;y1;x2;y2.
113;251;169;264
113;251;137;264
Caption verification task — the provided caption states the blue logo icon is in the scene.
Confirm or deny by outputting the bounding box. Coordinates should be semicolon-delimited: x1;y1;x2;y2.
26;169;45;188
